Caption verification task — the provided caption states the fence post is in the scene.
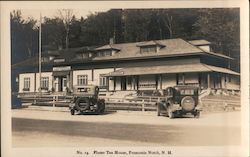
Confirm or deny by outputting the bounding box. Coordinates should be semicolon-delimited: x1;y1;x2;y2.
223;101;227;111
53;96;55;108
142;99;145;112
33;95;37;105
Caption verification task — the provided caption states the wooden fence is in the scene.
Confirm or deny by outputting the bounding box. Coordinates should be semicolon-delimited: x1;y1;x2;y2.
18;94;240;112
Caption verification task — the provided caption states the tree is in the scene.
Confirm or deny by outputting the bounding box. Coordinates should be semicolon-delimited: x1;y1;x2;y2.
42;17;65;50
194;8;240;71
11;10;38;64
56;9;74;49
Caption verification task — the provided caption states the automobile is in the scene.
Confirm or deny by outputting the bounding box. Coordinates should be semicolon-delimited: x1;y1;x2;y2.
69;85;105;115
156;85;202;118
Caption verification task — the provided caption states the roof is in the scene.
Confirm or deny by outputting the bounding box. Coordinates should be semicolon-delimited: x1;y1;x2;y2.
93;38;203;61
12;38;233;68
188;40;211;46
93;38;231;61
136;40;165;47
203;64;240;75
95;45;120;51
104;63;240;76
11;56;53;69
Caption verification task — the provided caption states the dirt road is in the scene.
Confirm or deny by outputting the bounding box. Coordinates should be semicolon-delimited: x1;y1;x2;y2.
12;109;241;147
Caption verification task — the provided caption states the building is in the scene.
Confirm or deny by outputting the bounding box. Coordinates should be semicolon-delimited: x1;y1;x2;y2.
13;38;240;96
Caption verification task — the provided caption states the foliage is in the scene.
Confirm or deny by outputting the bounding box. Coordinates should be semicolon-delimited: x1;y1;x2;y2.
11;8;240;71
11;10;38;64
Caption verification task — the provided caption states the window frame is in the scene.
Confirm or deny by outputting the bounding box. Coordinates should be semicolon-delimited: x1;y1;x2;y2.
41;77;49;89
99;76;107;87
77;75;88;86
140;46;157;53
23;77;30;90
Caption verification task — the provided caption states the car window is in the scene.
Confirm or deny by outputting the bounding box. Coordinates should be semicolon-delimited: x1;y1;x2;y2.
180;89;194;95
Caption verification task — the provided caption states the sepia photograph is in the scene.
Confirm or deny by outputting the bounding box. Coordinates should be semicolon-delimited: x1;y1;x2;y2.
1;1;249;157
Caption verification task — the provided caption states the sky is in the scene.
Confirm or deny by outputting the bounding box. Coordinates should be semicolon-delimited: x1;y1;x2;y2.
21;9;110;21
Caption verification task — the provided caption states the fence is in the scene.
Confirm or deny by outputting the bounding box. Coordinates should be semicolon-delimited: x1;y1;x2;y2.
103;96;165;111
18;94;240;112
201;98;240;111
18;94;165;111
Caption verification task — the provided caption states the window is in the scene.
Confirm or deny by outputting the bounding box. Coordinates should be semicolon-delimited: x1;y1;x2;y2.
41;77;49;89
96;50;112;57
180;89;195;95
77;75;88;85
140;46;156;53
24;77;30;90
178;74;185;85
76;53;89;59
99;76;107;87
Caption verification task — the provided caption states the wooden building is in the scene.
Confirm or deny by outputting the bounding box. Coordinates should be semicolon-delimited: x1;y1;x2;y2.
14;38;240;96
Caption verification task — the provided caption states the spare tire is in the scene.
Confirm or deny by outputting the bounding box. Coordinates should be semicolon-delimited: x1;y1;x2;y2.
181;96;195;111
75;97;90;111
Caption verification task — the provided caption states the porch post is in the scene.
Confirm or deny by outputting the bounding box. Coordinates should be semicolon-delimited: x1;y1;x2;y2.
225;74;227;89
182;73;185;85
132;76;135;90
113;77;116;91
207;73;210;89
107;76;109;92
159;74;162;90
66;74;70;92
52;75;54;92
70;71;73;91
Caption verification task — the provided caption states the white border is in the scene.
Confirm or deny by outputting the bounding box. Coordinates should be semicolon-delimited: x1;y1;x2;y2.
1;1;249;157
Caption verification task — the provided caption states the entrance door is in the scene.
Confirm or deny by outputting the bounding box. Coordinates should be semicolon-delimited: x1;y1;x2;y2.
62;77;67;92
121;76;127;91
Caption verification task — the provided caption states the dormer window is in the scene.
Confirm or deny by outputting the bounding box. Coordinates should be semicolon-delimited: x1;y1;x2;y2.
41;57;49;62
137;41;165;53
76;53;90;59
96;50;112;57
140;46;157;53
94;45;120;57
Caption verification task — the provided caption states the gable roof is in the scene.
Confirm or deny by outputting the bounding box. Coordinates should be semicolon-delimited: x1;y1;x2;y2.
12;38;233;68
93;38;204;61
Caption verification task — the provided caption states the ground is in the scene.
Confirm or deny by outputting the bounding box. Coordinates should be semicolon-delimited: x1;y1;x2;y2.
12;108;241;147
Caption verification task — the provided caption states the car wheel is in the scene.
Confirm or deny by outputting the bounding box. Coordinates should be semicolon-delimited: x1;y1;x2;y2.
70;109;75;115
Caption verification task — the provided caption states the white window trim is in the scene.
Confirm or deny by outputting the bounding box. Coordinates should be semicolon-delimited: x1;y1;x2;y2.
77;75;88;85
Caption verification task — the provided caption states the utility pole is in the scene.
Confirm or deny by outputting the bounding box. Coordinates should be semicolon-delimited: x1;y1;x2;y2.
39;12;42;96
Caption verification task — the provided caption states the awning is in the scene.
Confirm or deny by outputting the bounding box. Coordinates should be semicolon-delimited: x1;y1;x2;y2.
204;64;240;75
104;63;240;77
52;71;70;76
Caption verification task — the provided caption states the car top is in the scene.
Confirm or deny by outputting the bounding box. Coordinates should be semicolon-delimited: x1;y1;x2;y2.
173;85;199;89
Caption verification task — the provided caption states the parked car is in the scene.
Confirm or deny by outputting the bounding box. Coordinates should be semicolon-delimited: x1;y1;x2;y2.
156;85;202;118
69;85;105;115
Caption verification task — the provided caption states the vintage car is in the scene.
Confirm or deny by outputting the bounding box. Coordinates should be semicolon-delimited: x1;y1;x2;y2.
156;85;201;118
69;85;105;115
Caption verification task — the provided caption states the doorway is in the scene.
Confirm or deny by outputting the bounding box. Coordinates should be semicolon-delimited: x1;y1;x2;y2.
62;77;67;92
121;76;127;91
